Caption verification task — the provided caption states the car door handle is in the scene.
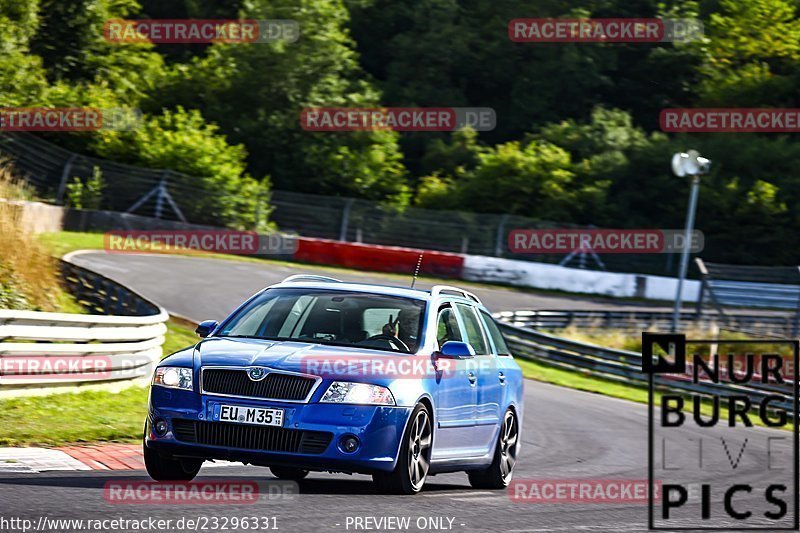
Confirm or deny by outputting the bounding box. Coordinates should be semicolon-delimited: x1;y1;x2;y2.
467;371;477;384
498;371;506;383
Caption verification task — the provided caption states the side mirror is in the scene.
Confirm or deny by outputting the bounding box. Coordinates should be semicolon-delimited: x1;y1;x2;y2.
195;320;219;338
438;341;475;359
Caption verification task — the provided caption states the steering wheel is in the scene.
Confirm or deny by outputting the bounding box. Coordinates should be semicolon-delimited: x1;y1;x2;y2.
363;334;410;352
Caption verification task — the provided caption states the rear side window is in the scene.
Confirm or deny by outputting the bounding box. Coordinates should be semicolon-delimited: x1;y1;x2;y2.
480;310;511;356
436;306;463;348
455;303;489;355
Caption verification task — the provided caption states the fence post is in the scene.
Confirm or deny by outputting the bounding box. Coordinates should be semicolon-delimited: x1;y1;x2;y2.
254;191;262;231
793;266;800;337
339;198;354;241
154;172;169;219
56;154;78;205
494;214;509;257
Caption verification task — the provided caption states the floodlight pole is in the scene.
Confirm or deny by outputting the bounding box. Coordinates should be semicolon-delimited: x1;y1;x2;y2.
671;175;700;332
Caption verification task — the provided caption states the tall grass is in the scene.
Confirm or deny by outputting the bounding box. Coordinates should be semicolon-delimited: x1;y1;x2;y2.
0;165;60;310
550;324;735;352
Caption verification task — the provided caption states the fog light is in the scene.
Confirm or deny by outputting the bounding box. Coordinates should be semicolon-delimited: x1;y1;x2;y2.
339;435;360;453
153;418;168;437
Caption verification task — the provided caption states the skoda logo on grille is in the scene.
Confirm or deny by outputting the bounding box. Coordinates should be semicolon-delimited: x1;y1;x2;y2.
247;367;267;381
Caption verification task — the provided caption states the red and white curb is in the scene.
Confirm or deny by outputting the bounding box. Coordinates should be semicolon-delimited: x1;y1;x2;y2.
0;446;240;473
0;448;91;473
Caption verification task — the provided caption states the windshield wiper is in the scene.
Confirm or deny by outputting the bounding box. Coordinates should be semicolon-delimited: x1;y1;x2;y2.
310;338;412;354
222;335;282;340
219;335;412;354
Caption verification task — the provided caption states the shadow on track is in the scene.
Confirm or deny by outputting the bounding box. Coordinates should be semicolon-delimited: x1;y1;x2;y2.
0;472;472;495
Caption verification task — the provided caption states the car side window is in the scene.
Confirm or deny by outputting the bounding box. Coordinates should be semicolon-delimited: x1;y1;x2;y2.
479;309;511;356
454;303;489;355
436;305;463;348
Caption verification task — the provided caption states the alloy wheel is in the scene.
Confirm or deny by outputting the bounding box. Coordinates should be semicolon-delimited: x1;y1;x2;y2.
407;409;432;490
499;410;518;482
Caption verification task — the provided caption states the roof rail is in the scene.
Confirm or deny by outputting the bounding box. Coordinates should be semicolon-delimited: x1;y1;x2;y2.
281;274;343;284
430;285;482;304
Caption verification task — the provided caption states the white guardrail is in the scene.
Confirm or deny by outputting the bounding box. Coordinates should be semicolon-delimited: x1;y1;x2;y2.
0;261;168;396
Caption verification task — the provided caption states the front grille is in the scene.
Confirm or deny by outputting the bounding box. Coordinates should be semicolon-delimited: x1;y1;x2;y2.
202;369;316;401
172;419;332;454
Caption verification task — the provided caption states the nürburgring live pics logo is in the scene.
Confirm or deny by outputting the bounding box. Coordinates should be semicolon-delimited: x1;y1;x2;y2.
644;332;799;530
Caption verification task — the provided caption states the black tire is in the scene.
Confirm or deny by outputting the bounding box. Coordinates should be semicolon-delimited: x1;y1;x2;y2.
143;422;202;481
373;403;432;495
270;466;309;480
468;409;519;489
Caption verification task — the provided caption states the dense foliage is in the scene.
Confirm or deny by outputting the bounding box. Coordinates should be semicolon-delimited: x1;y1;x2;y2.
1;0;799;262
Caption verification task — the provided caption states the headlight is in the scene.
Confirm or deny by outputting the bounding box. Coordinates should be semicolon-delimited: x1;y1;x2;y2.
320;381;395;405
153;367;193;390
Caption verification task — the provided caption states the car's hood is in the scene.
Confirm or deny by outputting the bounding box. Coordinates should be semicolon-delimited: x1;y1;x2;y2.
193;337;404;375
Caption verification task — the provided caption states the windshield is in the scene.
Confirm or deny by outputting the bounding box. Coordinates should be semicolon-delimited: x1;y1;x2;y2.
217;288;427;353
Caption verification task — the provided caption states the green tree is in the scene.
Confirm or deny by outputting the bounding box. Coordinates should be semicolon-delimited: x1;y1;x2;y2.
65;165;105;210
694;0;800;106
155;0;410;203
30;0;164;104
94;107;268;228
449;139;577;220
0;0;48;106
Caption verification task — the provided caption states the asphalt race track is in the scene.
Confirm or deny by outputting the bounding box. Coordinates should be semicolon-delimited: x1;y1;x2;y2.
66;252;677;321
0;252;793;532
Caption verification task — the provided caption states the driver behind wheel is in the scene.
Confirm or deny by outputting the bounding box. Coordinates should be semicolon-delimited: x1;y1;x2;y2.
379;309;419;348
396;308;419;348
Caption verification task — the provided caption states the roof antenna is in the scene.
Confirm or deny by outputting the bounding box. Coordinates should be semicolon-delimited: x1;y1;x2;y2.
410;253;423;289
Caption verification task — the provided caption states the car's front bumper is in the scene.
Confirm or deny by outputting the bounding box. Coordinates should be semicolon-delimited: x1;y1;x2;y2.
145;386;413;474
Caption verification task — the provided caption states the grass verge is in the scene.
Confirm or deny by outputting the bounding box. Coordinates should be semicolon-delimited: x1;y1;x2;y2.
517;358;648;403
0;386;148;446
0;171;72;311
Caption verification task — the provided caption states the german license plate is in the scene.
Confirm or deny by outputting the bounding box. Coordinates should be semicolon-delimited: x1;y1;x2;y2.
217;404;284;427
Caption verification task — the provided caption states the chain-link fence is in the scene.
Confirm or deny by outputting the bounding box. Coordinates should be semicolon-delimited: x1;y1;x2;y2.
0;132;268;228
1;132;678;275
268;191;678;274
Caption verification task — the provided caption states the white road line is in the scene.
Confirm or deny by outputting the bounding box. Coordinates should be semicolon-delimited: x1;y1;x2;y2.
426;491;496;498
451;496;504;503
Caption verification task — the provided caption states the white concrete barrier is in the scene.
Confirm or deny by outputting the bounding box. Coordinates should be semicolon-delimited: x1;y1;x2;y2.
463;255;700;302
0;261;169;397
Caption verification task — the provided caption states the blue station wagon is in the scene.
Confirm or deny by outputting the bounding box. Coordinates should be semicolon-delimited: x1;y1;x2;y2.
144;275;523;494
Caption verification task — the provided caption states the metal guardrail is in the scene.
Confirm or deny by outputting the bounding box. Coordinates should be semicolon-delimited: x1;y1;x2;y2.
495;317;794;411
694;258;800;336
496;309;796;337
0;260;168;395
